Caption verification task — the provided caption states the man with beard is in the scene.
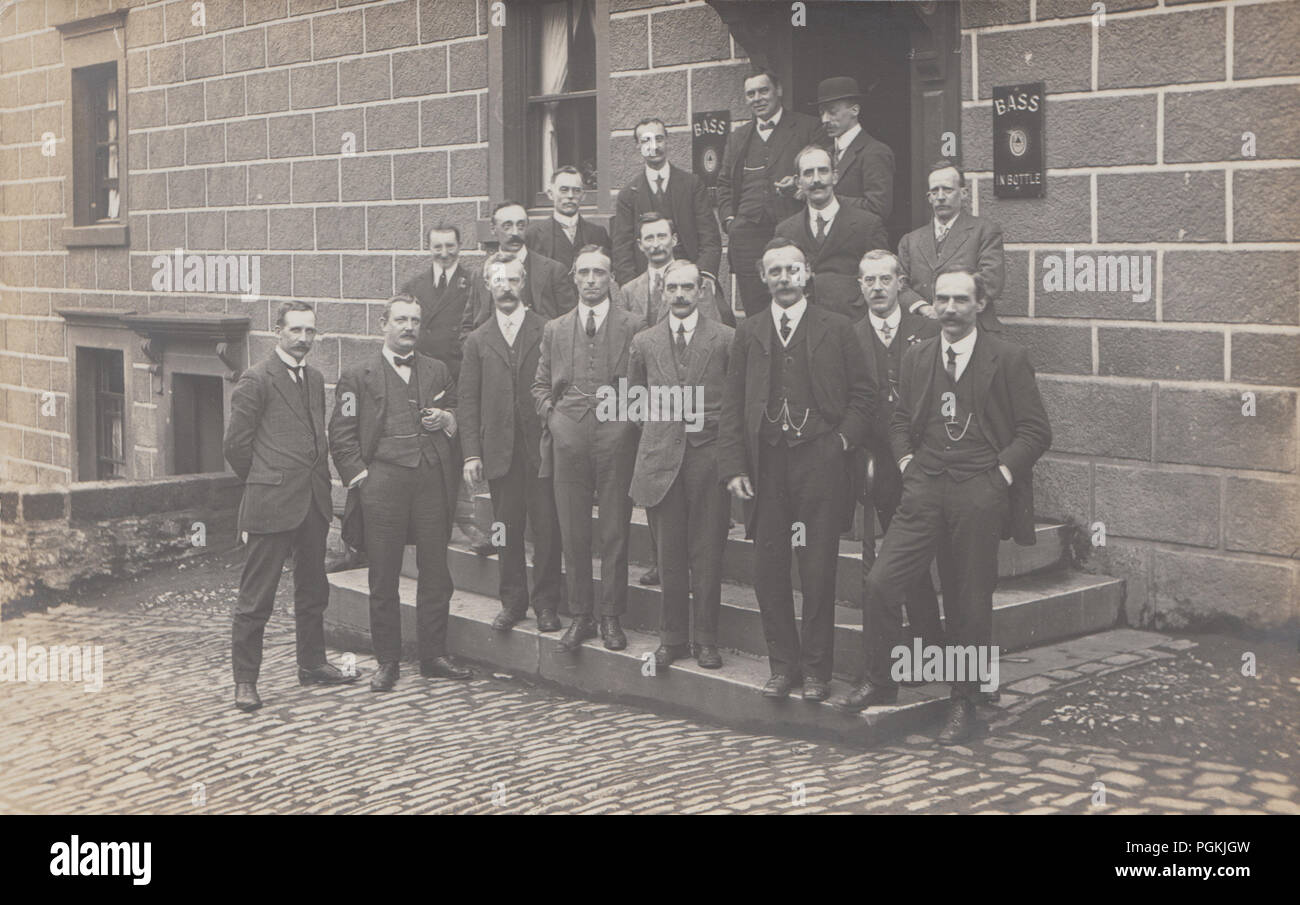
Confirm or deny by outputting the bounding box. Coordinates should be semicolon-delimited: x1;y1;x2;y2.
612;118;722;294
716;69;821;317
330;296;472;692
533;246;642;654
225;302;361;712
460;201;572;340
459;254;564;634
718;238;875;702
897;160;1005;331
775;145;888;318
843;268;1050;745
526;165;610;272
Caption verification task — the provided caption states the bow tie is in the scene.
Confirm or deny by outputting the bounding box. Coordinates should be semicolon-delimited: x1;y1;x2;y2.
393;353;415;368
757;119;775;132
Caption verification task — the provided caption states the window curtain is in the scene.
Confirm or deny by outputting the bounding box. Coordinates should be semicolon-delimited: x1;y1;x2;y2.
538;3;570;187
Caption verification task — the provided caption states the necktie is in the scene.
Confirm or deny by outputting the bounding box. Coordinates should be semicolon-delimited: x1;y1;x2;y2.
394;353;415;368
946;347;958;382
880;323;893;344
564;223;576;246
815;215;827;240
586;310;597;337
780;312;791;344
436;271;447;291
836;143;845;164
503;318;515;347
936;220;951;244
655;174;665;199
676;323;687;356
651;271;662;307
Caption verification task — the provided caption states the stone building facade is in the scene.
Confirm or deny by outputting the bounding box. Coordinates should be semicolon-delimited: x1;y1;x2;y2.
0;0;1296;627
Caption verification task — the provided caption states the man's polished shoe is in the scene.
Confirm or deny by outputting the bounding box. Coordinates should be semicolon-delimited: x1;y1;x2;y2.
638;567;660;586
234;683;262;712
370;662;399;692
694;644;722;669
802;678;830;703
557;615;597;653
653;642;689;668
536;609;561;633
421;656;473;680
761;674;796;699
936;698;980;745
600;616;627;651
492;609;525;632
298;662;363;686
834;681;899;712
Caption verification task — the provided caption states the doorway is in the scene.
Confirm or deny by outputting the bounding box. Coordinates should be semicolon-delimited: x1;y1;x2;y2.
172;373;225;475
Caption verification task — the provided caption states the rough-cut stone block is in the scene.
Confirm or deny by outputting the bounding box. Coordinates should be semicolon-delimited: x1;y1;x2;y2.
650;6;730;67
204;75;245;120
340;56;392;104
316;206;367;250
1098;327;1222;382
312;9;364;60
1165;85;1300;164
1224;476;1300;558
611;15;648;72
1032;454;1090;526
365;0;418;52
419;0;476;42
341;155;393;202
689;61;753;128
449;148;486;197
166;83;206;125
978;23;1090;99
291;62;338;109
964;95;1157;172
367;204;422;250
184;35;224;80
394;150;448;200
1235;1;1300;79
999;322;1091;375
293;254;341;299
1039;377;1153;461
1099;7;1225;89
419;95;477;147
248;162;291;204
224;29;267;72
292;159;339;203
1163;251;1299;326
366;102;420;151
168;169;206;209
963;0;1031;27
227;210;268;251
1151;550;1296;629
611;71;688;131
1097;171;1225;243
268;112;314;159
1033;248;1158;320
148;128;184;169
267;19;311;67
226;117;269;162
246;70;289;115
1233;169;1300;243
1232;333;1300;388
269;207;316;250
1037;0;1154;20
977;176;1090;244
1157;386;1296;472
1094;464;1219;547
392;46;447;98
341;254;394;301
315;108;365;156
186;211;224;249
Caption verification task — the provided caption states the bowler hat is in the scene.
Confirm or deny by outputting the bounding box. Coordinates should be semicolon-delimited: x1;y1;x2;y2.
815;76;863;106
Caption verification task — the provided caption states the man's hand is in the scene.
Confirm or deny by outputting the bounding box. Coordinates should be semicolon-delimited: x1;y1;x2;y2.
897;455;913;474
422;407;455;435
348;469;368;489
727;474;755;500
774;175;796;196
916;303;938;319
463;457;483;486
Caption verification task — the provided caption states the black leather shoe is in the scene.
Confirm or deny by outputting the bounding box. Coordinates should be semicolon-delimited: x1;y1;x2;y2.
600;616;627;651
536;609;561;633
802;678;830;703
370;662;399;692
492;609;525;632
298;662;363;685
834;681;899;712
421;656;473;680
557;616;597;653
761;674;796;699
694;644;722;669
639;567;660;586
653;643;689;668
936;698;980;745
234;683;262;712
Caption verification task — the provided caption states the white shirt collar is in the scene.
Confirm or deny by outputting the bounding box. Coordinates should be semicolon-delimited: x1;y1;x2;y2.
868;305;902;340
771;296;807;345
647;260;671;284
432;261;459;284
645;164;670;191
514;245;528;263
835;123;862;153
382;344;414;380
934;209;961;235
756;107;783;136
809;196;840;230
275;345;304;374
669;308;699;336
579;298;610;332
553;210;579;231
496;305;525;340
942;328;977;381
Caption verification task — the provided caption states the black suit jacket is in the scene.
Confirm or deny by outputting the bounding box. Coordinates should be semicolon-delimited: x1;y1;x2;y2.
774;202;889;317
223;354;332;534
329;351;462;543
718;303;876;536
851;309;940;503
401;260;479;381
898;212;1005;330
525;215;610;273
891;330;1051;544
827;128;895;222
459;249;571;343
716;110;822;227
458;310;546;481
612;164;722;285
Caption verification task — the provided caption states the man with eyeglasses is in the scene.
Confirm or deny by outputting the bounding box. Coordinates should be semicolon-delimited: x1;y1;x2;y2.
897;159;1005;331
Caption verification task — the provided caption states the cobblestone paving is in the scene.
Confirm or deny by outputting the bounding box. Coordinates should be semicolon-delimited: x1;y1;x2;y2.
0;555;1296;814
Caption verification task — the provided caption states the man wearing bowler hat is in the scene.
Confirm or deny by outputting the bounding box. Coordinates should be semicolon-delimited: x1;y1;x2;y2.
815;76;896;224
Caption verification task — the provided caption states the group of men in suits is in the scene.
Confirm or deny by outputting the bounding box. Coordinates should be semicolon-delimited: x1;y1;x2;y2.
223;64;1045;743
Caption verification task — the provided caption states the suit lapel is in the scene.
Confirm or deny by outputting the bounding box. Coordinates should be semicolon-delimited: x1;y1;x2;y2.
970;329;998;420
913;337;940;435
271;358;313;429
834;131;866;186
518;312;543;359
685;316;718;385
920;220;941;272
767;115;797;174
482;312;511;365
937;214;974;267
805;306;831;356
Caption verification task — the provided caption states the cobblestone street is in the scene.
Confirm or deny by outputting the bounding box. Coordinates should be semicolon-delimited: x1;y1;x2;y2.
1;551;1296;815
